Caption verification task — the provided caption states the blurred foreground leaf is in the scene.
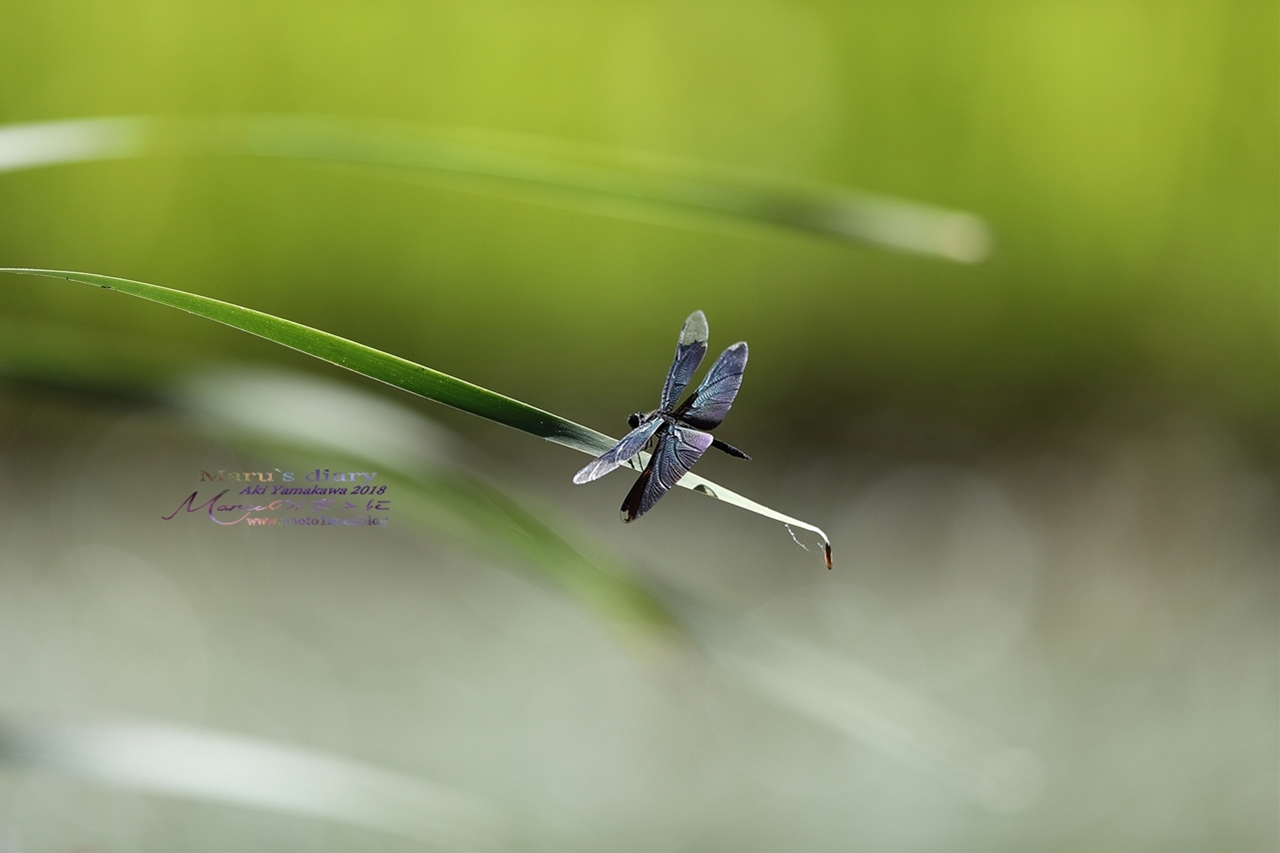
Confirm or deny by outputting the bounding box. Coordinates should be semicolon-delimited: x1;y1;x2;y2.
1;268;832;566
172;368;679;634
0;115;990;261
0;718;504;846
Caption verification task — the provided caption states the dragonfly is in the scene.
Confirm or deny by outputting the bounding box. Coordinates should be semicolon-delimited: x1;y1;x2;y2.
573;310;749;522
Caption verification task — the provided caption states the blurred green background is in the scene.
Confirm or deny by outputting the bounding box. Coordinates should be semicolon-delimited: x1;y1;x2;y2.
0;1;1275;850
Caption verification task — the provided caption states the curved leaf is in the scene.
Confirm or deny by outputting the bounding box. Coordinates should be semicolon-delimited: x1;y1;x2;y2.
1;267;832;566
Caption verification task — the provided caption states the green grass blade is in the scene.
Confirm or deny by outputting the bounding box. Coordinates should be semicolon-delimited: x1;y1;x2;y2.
0;115;989;261
1;268;833;566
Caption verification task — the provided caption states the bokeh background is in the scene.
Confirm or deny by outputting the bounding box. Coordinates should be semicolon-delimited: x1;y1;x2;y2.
0;2;1275;850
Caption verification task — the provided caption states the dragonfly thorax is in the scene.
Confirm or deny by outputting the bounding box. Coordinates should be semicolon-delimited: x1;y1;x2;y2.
627;411;651;429
630;410;678;430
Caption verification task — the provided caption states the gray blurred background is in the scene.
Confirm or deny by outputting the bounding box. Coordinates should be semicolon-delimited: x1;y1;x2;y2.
0;2;1275;850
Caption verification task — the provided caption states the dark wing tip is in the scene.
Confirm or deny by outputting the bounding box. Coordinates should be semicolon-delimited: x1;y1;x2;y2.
824;542;833;570
619;466;648;522
620;494;644;523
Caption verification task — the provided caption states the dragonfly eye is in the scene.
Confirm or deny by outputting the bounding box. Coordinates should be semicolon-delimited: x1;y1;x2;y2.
627;412;643;429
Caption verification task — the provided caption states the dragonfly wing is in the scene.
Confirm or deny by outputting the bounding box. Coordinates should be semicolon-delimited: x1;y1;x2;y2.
659;310;709;412
676;341;748;430
573;418;663;484
621;424;714;522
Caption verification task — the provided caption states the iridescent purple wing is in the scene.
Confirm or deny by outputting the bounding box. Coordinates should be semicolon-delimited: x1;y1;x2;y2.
620;424;714;522
659;310;709;412
675;342;748;430
573;417;663;484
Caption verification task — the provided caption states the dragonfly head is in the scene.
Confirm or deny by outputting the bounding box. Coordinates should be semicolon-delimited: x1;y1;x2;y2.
627;412;644;429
